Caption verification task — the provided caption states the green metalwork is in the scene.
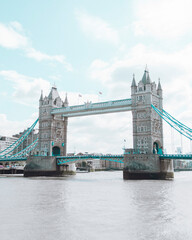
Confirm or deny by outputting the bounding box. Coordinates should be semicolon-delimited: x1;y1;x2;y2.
10;138;38;158
0;118;39;157
160;154;192;160
151;104;192;140
0;157;27;162
56;154;124;165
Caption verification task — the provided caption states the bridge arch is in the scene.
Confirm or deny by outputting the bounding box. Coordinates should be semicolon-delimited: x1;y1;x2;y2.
153;140;162;154
52;146;61;156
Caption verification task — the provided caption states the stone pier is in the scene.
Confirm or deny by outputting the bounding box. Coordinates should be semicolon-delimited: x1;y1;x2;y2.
123;153;174;180
24;156;76;177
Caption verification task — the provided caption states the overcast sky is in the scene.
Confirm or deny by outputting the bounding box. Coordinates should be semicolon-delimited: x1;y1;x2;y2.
0;0;192;154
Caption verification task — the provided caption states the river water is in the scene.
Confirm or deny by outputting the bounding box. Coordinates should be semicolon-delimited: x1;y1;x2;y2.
0;171;192;240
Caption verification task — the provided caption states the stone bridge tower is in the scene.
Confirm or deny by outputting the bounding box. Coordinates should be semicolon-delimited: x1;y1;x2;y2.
131;68;163;154
39;86;68;156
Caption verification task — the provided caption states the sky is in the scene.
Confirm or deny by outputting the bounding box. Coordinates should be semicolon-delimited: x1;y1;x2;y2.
0;0;192;154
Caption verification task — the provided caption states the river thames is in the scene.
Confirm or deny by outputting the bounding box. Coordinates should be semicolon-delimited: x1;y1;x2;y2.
0;171;192;240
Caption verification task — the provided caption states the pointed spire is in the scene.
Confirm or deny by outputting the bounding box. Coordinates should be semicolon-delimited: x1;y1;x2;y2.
53;82;56;89
131;74;137;87
64;93;69;106
142;66;151;84
39;90;43;101
48;85;59;100
157;78;162;90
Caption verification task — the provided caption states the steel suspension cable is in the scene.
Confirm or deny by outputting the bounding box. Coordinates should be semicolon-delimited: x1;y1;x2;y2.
10;138;38;158
0;118;39;157
151;105;192;141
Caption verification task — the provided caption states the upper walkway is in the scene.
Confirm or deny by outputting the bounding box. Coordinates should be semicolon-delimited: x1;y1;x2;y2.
51;98;132;117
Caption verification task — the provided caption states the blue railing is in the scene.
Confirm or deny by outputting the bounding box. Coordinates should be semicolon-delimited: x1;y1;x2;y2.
159;154;192;160
0;118;39;157
57;154;124;165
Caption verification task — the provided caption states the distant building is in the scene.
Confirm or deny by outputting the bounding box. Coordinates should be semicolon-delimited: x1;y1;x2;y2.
75;152;124;170
0;136;18;152
13;129;38;155
176;147;182;154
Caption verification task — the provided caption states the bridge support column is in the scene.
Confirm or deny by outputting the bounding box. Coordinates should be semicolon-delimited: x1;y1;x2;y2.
24;156;76;177
123;154;174;180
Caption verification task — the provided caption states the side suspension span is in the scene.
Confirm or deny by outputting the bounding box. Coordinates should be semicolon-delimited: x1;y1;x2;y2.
151;105;192;140
10;138;38;158
0;118;39;157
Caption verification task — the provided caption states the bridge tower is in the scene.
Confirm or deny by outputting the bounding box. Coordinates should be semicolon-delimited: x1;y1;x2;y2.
131;68;163;154
123;68;173;180
39;86;68;156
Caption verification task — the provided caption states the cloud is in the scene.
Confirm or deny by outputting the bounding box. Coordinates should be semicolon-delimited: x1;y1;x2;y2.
0;70;51;106
75;10;119;45
25;48;73;71
133;0;192;38
0;113;37;137
0;22;28;49
0;22;72;70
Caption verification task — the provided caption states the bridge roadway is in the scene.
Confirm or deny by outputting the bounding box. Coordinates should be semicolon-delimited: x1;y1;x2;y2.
51;98;132;117
57;154;192;165
57;154;124;164
159;154;192;160
0;154;191;164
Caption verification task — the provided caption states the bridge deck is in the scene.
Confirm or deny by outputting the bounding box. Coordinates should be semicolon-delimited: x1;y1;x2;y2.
0;157;27;162
51;98;132;117
57;154;124;164
159;154;192;160
0;154;191;163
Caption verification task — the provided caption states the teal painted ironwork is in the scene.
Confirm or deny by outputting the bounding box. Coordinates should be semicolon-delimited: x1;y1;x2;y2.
0;157;27;162
160;154;192;160
0;118;39;157
151;104;192;140
57;154;124;165
10;138;38;158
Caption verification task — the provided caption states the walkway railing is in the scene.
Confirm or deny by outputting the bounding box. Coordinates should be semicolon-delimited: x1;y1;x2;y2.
57;154;124;164
159;154;192;160
0;157;27;162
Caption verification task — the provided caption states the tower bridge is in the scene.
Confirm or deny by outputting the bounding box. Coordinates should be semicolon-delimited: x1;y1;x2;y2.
1;67;192;179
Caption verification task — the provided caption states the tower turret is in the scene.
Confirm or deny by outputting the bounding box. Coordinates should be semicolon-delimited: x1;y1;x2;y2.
157;78;163;109
63;93;69;107
131;74;137;95
39;90;43;106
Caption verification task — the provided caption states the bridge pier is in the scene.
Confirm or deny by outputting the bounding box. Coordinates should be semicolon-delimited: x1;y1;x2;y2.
123;154;174;180
24;156;76;177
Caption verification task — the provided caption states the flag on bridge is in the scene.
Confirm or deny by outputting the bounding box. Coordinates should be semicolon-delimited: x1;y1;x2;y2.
99;91;102;95
79;94;82;97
